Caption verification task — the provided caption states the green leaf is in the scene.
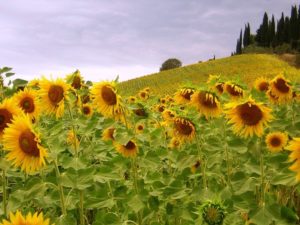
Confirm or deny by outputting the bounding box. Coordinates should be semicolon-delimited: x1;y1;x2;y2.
281;206;299;223
5;72;14;77
128;195;144;213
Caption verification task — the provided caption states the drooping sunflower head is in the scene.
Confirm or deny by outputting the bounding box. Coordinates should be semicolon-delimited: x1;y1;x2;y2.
215;82;225;94
138;90;149;100
0;98;22;139
162;109;176;122
81;104;93;117
102;127;115;141
66;70;84;90
265;131;288;153
0;210;53;225
39;78;70;118
168;137;182;149
13;88;40;120
286;138;300;181
201;202;226;225
191;91;222;119
173;117;196;142
269;75;292;103
254;77;269;92
191;160;201;173
224;82;243;98
27;79;40;88
266;90;280;105
114;140;138;157
91;81;122;118
225;97;272;138
174;88;195;104
133;105;148;118
81;94;90;104
3;115;48;173
206;74;221;84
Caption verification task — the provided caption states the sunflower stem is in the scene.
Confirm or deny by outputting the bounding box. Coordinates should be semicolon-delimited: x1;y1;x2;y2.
79;190;85;225
195;134;207;189
2;169;7;217
222;119;231;188
258;138;265;207
54;160;67;216
131;158;143;225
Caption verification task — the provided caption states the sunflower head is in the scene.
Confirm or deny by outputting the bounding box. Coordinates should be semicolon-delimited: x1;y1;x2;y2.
143;87;150;93
159;97;167;104
173;117;196;142
174;88;195;104
0;210;53;225
114;140;138;157
14;88;39;120
191;160;201;173
67;129;79;150
215;82;225;94
168;137;182;149
225;97;272;137
27;79;40;88
191;91;222;119
224;83;243;98
254;77;269;92
136;123;145;133
155;104;165;113
102;127;115;141
265;131;288;153
66;70;84;90
269;75;292;103
201;202;226;225
81;94;90;104
3;115;48;173
162;109;176;121
128;96;137;104
138;91;149;100
286;138;300;181
82;104;93;117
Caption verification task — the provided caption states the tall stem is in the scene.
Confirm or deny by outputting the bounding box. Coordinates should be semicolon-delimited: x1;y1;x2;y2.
54;160;67;215
2;169;7;217
79;191;84;225
258;138;265;207
132;158;143;225
195;134;207;189
222;120;231;187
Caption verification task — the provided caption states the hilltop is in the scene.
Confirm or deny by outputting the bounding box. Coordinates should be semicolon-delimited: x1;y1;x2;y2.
118;54;300;96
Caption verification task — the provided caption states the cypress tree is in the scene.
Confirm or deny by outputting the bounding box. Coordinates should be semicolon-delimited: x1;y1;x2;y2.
269;15;276;47
243;24;250;47
277;13;285;45
283;16;290;43
298;5;300;39
261;12;270;47
290;5;298;40
236;30;243;54
240;29;243;50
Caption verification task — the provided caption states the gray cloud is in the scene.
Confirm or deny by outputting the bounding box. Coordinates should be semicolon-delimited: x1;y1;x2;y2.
0;0;298;81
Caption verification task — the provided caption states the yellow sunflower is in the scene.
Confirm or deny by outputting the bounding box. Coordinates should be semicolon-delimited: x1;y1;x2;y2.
265;132;288;153
102;127;115;141
39;78;70;118
168;137;182;149
173;117;196;142
0;99;22;139
269;75;292;103
13;88;40;120
0;210;53;225
91;81;122;119
143;87;150;93
114;140;138;157
286;138;300;181
3;115;47;173
65;70;84;90
67;129;79;150
225;97;272;138
215;82;225;94
224;83;244;98
155;104;165;113
174;88;195;104
191;160;201;173
81;94;90;104
27;79;40;88
254;77;269;92
81;104;93;117
127;96;137;104
162;109;176;122
191;91;222;119
138;90;149;100
266;90;280;105
135;123;145;133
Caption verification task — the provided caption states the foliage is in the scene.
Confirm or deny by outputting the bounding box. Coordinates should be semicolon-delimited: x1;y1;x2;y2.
160;58;182;71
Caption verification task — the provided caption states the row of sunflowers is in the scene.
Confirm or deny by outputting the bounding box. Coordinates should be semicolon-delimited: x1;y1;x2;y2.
0;67;299;224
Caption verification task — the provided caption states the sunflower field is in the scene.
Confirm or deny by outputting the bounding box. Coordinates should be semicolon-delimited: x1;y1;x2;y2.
0;67;300;225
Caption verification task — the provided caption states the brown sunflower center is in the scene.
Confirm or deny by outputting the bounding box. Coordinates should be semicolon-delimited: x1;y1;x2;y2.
274;78;289;93
48;85;64;105
125;141;136;150
18;130;40;157
134;108;146;116
158;105;165;112
237;103;263;126
174;119;194;135
83;106;91;115
181;90;194;100
258;82;269;92
20;97;35;113
206;208;218;222
216;83;224;93
0;109;13;132
194;160;201;168
198;92;217;108
101;86;117;105
270;137;281;147
226;85;243;97
82;95;90;104
72;76;82;89
141;92;146;98
137;125;143;130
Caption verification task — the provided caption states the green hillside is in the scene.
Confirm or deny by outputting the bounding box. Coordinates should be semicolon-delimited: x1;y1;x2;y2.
118;54;300;96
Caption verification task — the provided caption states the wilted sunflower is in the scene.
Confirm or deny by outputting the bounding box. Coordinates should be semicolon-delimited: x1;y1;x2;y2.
65;70;84;90
224;82;243;98
191;160;201;173
265;131;288;153
102;127;115;141
225;98;272;137
286;138;300;181
3;115;47;173
201;202;226;225
254;77;269;92
173;117;196;142
13;88;40;120
266;90;280;104
81;94;90;104
174;88;195;104
191;91;222;119
91;81;122;119
39;78;70;118
168;137;182;149
138;90;149;100
269;75;292;103
0;210;53;225
114;140;138;157
215;82;225;94
82;104;93;117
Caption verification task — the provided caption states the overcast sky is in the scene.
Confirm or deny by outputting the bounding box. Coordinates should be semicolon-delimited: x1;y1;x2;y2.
0;0;299;82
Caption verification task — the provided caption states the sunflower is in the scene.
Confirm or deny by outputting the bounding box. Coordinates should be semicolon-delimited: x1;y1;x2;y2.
133;106;148;117
155;104;165;113
286;138;300;181
82;104;93;117
27;79;40;88
0;210;53;225
13;88;40;120
174;88;195;104
143;87;150;93
138;91;149;100
225;97;272;138
128;96;137;104
269;75;292;103
215;82;225;94
265;132;288;152
159;97;167;104
114;140;138;157
254;77;269;92
191;160;201;173
0;99;22;139
81;94;90;104
67;129;79;150
224;82;243;98
173;117;196;142
162;109;176;121
102;127;115;141
91;81;122;119
39;78;70;118
136;123;145;133
168;137;182;149
65;70;84;90
191;91;222;119
3;115;47;173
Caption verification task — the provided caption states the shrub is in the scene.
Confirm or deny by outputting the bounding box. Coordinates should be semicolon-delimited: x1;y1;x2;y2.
160;58;182;71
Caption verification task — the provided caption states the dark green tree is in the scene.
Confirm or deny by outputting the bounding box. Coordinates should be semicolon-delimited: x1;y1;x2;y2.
159;58;182;71
243;23;251;47
269;15;276;47
236;30;243;54
290;5;298;41
283;16;290;43
261;12;270;47
277;13;285;45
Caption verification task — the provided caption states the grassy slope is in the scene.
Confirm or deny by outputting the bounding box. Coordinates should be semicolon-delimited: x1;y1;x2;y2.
118;54;300;96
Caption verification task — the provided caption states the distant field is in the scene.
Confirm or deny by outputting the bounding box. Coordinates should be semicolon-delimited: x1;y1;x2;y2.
118;54;300;96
